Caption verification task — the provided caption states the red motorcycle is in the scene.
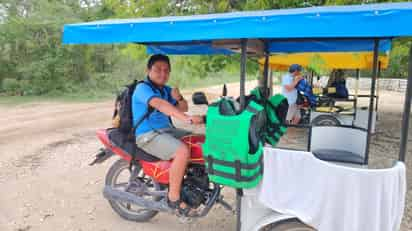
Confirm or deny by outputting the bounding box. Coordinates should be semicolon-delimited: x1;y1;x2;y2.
90;92;232;222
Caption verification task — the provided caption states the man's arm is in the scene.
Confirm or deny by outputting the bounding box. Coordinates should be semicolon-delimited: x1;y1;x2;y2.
171;88;188;112
175;99;188;112
284;76;302;92
149;98;190;122
134;84;202;124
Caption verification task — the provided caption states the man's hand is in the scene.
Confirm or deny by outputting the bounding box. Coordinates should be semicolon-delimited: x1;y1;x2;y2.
171;87;188;112
190;115;205;125
171;87;183;101
294;75;303;84
285;75;304;92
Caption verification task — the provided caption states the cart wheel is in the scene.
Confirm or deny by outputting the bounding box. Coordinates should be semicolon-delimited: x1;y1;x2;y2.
262;218;316;231
312;115;341;126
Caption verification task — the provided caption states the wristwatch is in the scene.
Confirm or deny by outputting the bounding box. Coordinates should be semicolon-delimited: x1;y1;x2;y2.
177;95;184;102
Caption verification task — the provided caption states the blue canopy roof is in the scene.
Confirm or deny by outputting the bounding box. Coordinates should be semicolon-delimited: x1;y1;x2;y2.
62;2;412;54
146;39;392;55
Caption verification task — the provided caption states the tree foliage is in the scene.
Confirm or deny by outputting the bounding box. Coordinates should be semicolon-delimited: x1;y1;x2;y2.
0;0;410;96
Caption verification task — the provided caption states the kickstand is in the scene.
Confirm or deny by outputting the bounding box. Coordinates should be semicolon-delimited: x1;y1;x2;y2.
217;196;234;214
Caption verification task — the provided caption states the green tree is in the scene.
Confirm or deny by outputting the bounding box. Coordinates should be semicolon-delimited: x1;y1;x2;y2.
0;0;411;97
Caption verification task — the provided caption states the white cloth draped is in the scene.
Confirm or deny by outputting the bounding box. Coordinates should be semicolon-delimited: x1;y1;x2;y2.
257;148;406;231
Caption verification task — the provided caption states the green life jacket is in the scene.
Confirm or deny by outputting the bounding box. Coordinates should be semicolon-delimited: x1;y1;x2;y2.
249;88;288;146
203;98;265;189
265;94;288;145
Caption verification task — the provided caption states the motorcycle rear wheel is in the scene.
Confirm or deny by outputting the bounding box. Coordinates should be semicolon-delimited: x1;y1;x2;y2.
105;158;163;222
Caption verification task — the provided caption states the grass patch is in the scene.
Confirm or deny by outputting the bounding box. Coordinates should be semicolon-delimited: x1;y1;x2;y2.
0;91;114;105
0;72;257;106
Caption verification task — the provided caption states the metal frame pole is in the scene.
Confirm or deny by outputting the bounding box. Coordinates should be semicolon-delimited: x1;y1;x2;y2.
353;69;360;123
310;70;314;86
307;72;314;151
262;48;270;98
269;68;274;96
364;39;379;165
399;44;412;162
236;38;248;231
239;39;248;109
307;126;312;152
376;61;381;120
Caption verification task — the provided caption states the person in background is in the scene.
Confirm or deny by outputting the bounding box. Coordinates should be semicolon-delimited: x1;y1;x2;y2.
281;64;303;124
328;69;349;99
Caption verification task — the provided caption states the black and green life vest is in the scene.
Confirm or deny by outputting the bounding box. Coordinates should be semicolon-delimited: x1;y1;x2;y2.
248;88;288;146
202;99;265;189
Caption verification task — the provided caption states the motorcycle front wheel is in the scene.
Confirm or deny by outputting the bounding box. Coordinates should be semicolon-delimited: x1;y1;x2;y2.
105;159;163;222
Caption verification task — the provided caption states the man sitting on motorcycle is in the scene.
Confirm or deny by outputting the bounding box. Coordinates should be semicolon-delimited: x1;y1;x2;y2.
132;54;204;212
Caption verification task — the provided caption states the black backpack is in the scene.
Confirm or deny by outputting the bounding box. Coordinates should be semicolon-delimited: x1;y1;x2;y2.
113;80;156;136
109;80;160;165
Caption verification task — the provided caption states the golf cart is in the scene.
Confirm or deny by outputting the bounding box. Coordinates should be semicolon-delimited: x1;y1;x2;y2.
258;52;390;130
63;2;412;230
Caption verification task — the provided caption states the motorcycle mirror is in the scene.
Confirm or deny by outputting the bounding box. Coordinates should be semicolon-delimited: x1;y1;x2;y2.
192;92;209;105
222;84;227;97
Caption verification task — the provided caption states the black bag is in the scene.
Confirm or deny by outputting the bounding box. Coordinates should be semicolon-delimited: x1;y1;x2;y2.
113;80;156;135
114;80;138;133
110;80;158;165
296;91;306;106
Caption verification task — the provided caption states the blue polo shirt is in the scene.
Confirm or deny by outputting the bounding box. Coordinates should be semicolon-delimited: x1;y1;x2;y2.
132;79;176;136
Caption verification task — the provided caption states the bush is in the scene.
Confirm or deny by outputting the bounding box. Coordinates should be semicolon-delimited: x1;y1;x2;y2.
1;78;25;95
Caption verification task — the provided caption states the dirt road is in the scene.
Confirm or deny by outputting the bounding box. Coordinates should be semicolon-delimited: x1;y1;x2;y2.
1;82;411;231
0;81;258;231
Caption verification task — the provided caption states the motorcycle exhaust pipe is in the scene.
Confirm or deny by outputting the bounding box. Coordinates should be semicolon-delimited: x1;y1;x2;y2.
103;186;171;212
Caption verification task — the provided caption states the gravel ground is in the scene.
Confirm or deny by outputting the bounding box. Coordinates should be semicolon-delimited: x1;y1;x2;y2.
0;82;410;231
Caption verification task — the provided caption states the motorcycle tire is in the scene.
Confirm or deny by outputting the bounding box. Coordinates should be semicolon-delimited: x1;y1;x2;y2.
105;159;162;222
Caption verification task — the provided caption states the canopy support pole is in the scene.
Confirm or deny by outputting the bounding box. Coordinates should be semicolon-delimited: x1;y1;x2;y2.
364;39;379;165
310;70;315;86
239;39;248;109
376;61;381;120
399;44;412;162
262;52;270;98
259;40;270;98
353;69;360;124
236;38;248;231
269;68;274;96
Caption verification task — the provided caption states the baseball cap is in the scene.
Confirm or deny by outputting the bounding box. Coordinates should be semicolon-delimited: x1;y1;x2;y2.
289;64;303;73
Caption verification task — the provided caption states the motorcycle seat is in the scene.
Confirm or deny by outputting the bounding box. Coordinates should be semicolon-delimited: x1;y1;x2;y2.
107;128;160;162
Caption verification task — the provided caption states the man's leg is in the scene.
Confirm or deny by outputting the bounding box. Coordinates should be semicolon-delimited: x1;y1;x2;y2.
292;114;301;125
286;104;298;124
286;108;294;124
136;129;191;203
166;128;192;202
168;143;190;202
292;105;302;125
